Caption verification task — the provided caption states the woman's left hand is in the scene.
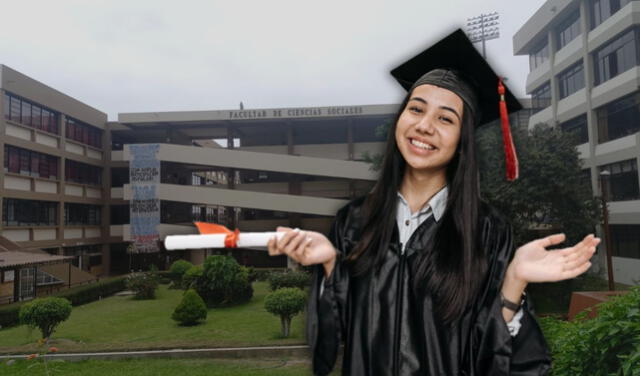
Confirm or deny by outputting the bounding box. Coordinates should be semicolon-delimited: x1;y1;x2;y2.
509;233;600;284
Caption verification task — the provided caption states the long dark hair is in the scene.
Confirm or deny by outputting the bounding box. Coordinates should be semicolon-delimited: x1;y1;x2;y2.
346;91;486;323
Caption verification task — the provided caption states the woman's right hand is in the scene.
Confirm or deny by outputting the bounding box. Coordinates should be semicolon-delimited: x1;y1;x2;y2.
267;226;337;277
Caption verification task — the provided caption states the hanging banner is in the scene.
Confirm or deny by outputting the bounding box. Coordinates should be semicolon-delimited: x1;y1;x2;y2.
129;144;161;253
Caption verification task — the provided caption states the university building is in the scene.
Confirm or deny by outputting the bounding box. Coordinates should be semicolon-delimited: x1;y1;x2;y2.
0;64;392;303
514;0;640;284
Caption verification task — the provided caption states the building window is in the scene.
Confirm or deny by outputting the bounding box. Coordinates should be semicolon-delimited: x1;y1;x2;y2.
593;28;639;85
596;91;640;143
3;92;59;134
65;117;102;149
65;159;102;186
557;10;581;49
591;0;634;29
110;205;130;225
2;198;58;226
610;224;640;259
599;159;639;201
64;203;102;226
531;82;552;113
581;169;594;196
63;244;102;272
3;145;59;179
558;63;585;99
529;42;550;71
560;114;589;144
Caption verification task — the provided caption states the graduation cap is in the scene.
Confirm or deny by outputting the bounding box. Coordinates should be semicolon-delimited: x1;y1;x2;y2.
390;28;520;181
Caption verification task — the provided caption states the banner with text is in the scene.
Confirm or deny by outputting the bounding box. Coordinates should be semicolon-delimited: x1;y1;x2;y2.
129;144;161;253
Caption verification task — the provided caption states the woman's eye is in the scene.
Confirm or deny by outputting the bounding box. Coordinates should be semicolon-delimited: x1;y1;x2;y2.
439;116;453;124
409;106;423;114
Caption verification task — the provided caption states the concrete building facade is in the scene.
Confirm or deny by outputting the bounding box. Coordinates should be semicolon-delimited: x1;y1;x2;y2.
514;0;640;284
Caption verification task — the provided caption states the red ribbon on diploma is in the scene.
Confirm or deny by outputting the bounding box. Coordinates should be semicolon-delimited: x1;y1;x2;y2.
194;222;240;248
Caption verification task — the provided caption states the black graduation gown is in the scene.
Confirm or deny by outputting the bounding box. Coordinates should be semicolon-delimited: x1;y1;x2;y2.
306;197;551;375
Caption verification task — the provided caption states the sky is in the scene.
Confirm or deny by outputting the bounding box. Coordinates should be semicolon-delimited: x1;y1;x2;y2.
0;0;547;120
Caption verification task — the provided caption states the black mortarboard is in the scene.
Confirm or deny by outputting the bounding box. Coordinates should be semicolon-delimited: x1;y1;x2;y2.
390;28;522;125
390;28;520;180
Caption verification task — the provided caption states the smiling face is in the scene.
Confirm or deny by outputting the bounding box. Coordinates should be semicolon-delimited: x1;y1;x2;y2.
395;84;464;179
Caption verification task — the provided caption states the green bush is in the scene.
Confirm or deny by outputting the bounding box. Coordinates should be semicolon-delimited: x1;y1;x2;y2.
182;265;203;290
267;270;311;291
19;297;72;340
0;303;22;329
169;260;193;281
58;277;127;305
172;289;208;326
126;271;159;299
195;255;253;307
539;287;640;375
264;287;307;337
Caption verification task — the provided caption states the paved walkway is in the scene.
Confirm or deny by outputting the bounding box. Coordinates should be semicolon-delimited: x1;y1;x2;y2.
0;345;311;362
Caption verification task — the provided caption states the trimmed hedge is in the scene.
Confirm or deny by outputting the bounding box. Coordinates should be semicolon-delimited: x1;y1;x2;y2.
267;270;311;291
195;255;253;307
0;276;126;329
172;289;207;326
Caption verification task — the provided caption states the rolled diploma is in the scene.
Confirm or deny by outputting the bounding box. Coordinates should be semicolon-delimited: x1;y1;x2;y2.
164;231;287;250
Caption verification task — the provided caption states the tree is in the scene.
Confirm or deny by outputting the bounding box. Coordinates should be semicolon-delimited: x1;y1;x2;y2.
264;287;307;337
19;297;72;340
169;259;194;288
172;289;208;326
195;255;253;307
126;270;159;299
477;122;600;246
182;265;203;289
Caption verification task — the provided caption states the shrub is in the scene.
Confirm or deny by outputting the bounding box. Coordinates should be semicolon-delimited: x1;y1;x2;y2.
19;297;72;340
172;289;208;326
264;287;307;337
539;287;640;375
126;271;159;299
58;277;127;305
267;270;311;291
169;260;193;281
182;265;203;290
195;255;253;307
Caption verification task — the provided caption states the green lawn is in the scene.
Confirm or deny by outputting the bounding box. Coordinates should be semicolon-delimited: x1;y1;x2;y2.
1;357;315;376
0;282;306;354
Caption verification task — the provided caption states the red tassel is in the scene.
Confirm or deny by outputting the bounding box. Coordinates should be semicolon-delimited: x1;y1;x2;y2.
498;78;519;181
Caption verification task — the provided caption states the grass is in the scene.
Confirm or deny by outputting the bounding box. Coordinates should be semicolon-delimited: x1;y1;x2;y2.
0;282;306;354
1;357;315;376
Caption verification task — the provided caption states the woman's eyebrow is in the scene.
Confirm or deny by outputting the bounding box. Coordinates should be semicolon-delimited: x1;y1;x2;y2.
409;97;461;122
440;106;461;122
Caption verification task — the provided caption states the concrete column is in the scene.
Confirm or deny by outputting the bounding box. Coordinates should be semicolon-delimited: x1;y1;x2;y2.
286;122;294;155
226;125;236;228
347;119;354;160
101;122;113;275
0;90;6;228
57;114;66;242
548;30;559;126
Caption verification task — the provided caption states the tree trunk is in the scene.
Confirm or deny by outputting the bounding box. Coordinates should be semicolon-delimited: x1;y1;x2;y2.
281;315;291;337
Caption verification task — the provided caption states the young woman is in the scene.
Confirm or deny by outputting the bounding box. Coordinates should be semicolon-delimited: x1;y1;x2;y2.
267;31;599;376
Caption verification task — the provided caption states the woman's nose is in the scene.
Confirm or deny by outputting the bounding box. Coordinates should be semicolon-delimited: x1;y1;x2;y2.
414;116;435;134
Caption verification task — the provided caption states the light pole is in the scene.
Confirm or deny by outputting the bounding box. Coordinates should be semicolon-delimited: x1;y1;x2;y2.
466;12;500;59
599;170;615;290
